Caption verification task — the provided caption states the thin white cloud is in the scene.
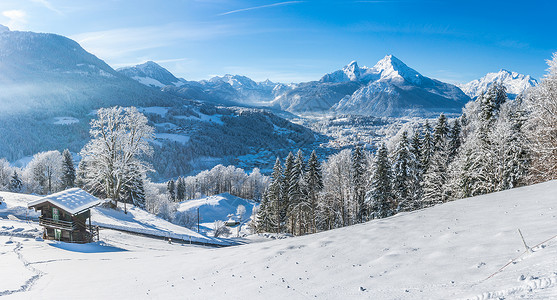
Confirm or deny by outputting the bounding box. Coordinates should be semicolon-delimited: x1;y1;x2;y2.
31;0;63;15
113;57;192;69
156;57;191;64
2;10;27;30
70;24;233;63
219;1;303;16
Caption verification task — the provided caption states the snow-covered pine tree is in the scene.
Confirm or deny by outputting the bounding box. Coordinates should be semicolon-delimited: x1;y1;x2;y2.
256;190;273;233
491;100;529;190
306;150;323;233
433;114;449;152
352;146;368;222
392;131;414;211
422;140;450;206
448;82;508;199
421;121;434;172
60;149;76;190
9;170;22;193
448;118;462;159
524;53;557;183
421;114;453;206
176;177;186;201
120;161;146;209
75;160;89;191
167;179;176;201
481;81;507;122
288;150;307;235
366;143;393;219
409;129;424;208
267;158;283;233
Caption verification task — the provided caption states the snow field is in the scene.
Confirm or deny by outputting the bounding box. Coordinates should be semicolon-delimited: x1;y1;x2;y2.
1;181;556;299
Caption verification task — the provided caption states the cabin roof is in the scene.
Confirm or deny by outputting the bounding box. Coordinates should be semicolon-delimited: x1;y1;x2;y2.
28;188;102;215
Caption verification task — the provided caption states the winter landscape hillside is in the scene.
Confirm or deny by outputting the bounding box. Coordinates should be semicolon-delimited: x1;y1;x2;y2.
0;28;319;178
2;180;557;299
0;0;555;298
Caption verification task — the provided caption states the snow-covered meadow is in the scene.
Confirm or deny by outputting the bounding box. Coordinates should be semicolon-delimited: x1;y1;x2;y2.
1;180;556;299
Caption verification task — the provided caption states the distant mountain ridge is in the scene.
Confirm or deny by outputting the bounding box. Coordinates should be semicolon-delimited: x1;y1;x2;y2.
116;55;539;118
272;55;470;117
119;56;472;117
458;69;538;99
117;62;288;106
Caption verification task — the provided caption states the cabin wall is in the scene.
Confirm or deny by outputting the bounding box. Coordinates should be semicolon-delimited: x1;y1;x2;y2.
38;203;73;222
35;205;93;243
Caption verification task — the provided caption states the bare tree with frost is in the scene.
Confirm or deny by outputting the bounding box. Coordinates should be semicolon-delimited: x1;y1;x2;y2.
79;106;154;207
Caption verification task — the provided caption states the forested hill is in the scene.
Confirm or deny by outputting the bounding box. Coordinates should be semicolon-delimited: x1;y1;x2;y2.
0;28;317;179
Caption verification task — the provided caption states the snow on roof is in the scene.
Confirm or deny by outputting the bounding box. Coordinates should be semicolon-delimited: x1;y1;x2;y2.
28;188;103;215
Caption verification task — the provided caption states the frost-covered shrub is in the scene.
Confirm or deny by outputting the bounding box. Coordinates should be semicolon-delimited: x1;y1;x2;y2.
212;220;230;238
173;210;197;229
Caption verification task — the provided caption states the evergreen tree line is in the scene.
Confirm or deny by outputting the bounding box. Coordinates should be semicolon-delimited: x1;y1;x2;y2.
256;150;325;235
255;81;532;236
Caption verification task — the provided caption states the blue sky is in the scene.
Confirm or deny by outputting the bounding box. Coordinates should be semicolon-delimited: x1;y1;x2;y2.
0;0;554;83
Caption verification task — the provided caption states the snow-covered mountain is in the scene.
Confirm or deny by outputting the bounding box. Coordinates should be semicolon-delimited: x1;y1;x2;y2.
117;61;185;88
0;28;181;115
162;74;291;106
117;62;290;106
119;55;469;118
274;55;470;117
202;74;289;105
458;69;538;99
0;27;316;180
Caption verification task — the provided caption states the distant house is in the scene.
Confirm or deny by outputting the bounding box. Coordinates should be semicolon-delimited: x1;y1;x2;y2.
28;188;102;243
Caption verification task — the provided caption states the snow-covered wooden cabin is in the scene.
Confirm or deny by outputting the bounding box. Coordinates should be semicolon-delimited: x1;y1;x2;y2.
28;188;102;243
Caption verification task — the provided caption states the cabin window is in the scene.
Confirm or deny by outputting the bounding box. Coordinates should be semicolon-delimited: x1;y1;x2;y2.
53;207;59;220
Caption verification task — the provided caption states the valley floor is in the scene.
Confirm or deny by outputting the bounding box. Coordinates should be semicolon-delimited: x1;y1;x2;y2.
2;181;557;299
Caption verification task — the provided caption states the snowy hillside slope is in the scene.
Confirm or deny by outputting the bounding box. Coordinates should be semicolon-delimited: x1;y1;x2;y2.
177;193;257;232
0;191;225;245
92;205;227;245
0;192;40;219
458;69;538;99
3;180;557;299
